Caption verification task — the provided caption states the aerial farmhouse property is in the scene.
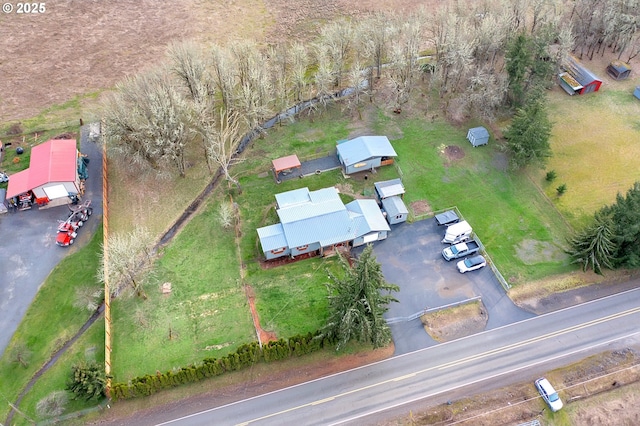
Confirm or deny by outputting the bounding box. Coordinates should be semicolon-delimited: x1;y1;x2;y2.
336;136;397;175
5;139;83;208
257;186;390;260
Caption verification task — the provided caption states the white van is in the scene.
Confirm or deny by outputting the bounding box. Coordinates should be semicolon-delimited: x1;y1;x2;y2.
441;220;472;244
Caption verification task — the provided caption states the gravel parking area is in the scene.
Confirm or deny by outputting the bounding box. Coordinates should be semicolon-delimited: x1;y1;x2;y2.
355;218;534;355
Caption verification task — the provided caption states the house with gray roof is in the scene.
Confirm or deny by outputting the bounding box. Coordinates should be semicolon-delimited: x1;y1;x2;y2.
257;186;390;260
336;136;397;175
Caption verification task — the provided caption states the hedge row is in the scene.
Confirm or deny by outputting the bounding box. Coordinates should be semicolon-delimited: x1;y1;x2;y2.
111;331;334;401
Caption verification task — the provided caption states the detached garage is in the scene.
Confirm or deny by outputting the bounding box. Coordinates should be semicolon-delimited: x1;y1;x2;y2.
336;136;397;175
6;139;81;207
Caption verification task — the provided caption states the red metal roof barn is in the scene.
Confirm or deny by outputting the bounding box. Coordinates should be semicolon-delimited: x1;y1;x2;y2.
6;139;80;207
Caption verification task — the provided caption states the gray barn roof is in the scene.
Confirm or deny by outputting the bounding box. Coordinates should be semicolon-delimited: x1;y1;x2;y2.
566;55;602;86
336;136;397;167
381;196;408;217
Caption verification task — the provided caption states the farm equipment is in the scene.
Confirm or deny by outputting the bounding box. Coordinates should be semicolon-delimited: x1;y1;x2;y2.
56;200;93;247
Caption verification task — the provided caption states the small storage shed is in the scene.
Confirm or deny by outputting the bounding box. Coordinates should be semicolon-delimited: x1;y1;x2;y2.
634;86;640;100
336;136;397;175
606;61;631;80
374;179;408;225
381;196;409;225
272;154;301;182
558;56;603;95
466;127;489;147
374;178;405;201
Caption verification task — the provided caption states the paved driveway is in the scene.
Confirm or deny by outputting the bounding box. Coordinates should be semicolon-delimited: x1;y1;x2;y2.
0;126;103;356
355;218;534;355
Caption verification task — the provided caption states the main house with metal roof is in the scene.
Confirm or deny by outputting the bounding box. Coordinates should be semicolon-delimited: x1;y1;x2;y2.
257;186;390;260
336;136;397;175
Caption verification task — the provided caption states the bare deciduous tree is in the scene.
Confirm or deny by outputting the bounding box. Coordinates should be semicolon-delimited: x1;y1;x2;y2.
204;109;244;192
210;44;236;111
290;42;310;102
36;391;68;418
102;69;191;177
320;19;355;87
9;342;32;368
73;287;103;312
97;227;154;299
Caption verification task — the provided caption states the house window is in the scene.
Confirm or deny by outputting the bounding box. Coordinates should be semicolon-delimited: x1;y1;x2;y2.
296;245;309;251
271;247;286;254
395;215;403;219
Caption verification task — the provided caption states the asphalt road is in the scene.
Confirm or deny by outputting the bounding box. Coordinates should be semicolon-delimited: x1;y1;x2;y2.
155;287;640;426
0;126;103;356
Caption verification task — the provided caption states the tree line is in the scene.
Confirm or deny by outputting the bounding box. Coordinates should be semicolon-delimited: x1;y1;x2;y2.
102;1;640;180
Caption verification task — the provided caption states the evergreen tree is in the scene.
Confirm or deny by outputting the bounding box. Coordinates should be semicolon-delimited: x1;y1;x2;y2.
504;89;552;170
600;182;640;268
321;245;399;350
67;362;106;400
568;215;616;275
505;33;531;107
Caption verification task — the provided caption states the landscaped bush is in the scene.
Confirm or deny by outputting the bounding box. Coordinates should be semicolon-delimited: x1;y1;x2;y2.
110;331;334;401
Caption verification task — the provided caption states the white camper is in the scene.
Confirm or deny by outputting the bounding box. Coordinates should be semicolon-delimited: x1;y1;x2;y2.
441;220;472;244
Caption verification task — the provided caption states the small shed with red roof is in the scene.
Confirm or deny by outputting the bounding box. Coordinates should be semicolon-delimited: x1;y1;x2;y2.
272;154;301;182
6;139;80;205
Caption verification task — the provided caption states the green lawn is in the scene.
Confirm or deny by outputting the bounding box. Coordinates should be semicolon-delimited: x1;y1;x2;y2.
110;195;255;382
0;227;104;422
389;117;572;283
11;322;105;426
534;87;640;229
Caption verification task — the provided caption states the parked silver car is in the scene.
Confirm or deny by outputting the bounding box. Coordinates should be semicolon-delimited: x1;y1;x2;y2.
535;377;563;412
456;255;486;273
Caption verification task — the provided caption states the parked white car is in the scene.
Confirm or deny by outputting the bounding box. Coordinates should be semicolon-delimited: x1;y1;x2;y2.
535;377;563;412
456;255;486;273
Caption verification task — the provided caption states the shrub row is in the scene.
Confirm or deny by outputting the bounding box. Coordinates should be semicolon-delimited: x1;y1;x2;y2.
111;331;334;401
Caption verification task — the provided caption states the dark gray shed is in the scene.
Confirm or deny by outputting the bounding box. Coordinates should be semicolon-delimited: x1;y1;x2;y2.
467;127;489;147
606;61;631;80
634;86;640;100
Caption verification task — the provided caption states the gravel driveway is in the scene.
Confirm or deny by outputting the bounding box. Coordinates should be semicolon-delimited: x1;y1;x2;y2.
355;218;535;355
0;126;103;356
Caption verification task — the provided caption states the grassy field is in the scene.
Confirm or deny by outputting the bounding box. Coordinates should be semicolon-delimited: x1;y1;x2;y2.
110;195;255;382
535;85;640;229
10;322;106;426
0;227;104;423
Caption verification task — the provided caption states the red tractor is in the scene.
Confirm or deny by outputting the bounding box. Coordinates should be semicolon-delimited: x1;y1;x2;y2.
56;200;93;247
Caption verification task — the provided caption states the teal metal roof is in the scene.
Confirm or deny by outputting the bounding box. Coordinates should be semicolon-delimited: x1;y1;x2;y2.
336;136;397;167
257;187;389;253
256;223;287;251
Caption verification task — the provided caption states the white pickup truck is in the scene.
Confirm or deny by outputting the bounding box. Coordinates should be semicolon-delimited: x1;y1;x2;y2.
442;239;481;261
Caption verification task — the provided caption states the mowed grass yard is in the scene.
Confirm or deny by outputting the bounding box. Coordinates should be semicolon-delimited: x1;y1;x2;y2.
535;84;640;229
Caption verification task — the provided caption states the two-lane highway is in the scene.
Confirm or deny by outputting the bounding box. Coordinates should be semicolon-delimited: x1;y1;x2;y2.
159;288;640;426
